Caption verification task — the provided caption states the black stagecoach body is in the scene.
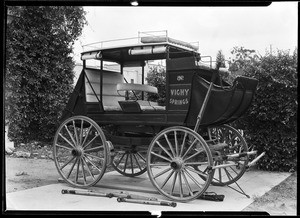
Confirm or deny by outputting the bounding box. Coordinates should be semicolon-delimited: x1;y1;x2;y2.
53;31;264;202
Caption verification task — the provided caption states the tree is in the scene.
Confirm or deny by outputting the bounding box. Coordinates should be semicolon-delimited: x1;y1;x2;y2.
215;49;232;83
215;50;226;69
5;6;87;143
145;65;166;105
228;46;261;73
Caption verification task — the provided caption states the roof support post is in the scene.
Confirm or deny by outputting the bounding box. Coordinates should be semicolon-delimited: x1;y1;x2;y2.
100;60;103;103
165;46;170;111
142;64;144;100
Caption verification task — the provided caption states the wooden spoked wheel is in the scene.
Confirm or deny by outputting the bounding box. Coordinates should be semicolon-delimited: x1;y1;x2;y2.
53;116;108;188
207;124;249;186
112;145;147;177
147;126;214;202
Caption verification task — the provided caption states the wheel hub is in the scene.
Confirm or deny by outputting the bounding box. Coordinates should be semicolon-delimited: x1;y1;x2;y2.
71;147;83;157
170;158;184;171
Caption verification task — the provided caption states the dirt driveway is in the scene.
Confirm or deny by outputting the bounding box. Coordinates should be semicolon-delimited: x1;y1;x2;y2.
5;156;59;193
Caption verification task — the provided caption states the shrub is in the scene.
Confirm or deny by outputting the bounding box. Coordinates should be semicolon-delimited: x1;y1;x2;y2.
232;48;297;172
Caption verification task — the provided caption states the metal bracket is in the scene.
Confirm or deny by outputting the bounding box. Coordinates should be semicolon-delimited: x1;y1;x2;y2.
106;141;115;166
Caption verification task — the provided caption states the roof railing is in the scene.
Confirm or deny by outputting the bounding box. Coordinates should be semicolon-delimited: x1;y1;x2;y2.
82;37;140;51
82;30;199;52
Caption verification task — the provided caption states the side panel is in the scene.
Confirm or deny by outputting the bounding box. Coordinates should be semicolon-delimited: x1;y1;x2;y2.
87;113;167;125
86;112;187;126
60;70;87;122
166;57;196;113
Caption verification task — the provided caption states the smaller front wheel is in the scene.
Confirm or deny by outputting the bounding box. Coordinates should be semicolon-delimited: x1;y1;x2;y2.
147;126;214;202
53;116;108;188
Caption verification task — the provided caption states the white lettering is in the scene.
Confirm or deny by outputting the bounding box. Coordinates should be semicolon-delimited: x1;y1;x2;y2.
169;98;189;105
170;89;189;96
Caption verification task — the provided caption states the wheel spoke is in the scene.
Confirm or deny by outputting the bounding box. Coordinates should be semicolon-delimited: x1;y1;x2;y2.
59;133;75;149
150;163;170;166
123;153;129;172
82;134;99;149
150;151;172;162
179;132;187;157
181;139;197;159
160;170;175;189
130;153;134;174
132;153;142;171
178;171;183;197
182;171;193;196
82;156;95;179
55;143;73;151
64;125;77;147
185;161;209;165
229;165;240;175
164;134;176;157
80;125;93;147
174;131;178;156
75;158;81;183
79;119;84;146
84;155;103;174
156;141;174;160
115;152;126;168
218;167;222;183
84;145;104;153
186;166;209;179
153;167;172;179
59;156;76;171
73;120;79;147
183;168;203;189
224;167;233;181
170;171;178;195
136;152;146;162
80;158;86;184
183;149;205;162
84;152;104;161
66;157;78;179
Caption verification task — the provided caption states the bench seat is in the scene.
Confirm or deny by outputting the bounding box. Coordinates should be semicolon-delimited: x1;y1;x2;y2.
84;68;165;112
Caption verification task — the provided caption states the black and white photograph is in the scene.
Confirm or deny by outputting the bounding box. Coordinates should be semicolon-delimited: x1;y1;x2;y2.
3;0;297;216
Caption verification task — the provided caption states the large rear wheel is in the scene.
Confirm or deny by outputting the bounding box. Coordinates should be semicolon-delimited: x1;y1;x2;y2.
147;126;214;202
53;116;108;188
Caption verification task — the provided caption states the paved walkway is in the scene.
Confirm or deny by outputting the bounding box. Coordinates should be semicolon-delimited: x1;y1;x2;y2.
6;170;290;212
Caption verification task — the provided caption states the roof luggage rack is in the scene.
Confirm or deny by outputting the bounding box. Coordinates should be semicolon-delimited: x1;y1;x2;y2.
82;30;199;52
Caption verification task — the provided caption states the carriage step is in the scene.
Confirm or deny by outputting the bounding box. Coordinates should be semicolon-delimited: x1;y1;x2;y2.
208;142;228;151
106;141;115;166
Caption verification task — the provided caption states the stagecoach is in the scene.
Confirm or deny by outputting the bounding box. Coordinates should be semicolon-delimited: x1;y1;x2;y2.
53;31;264;202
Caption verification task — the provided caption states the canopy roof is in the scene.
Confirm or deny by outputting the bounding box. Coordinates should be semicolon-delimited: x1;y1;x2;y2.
81;36;201;65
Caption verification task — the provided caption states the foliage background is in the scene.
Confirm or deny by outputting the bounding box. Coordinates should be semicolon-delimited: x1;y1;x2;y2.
230;47;297;172
5;6;87;143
